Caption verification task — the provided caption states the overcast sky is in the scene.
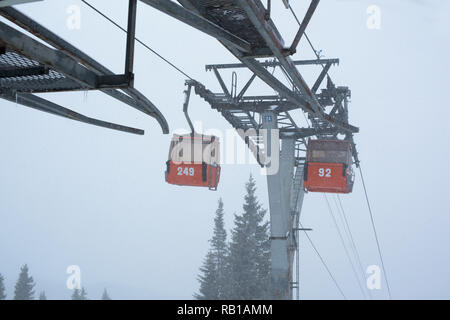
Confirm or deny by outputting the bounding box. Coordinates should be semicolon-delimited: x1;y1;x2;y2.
0;0;449;300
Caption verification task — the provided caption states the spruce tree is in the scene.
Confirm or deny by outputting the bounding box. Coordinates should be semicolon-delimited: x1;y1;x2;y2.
227;175;270;299
0;273;6;300
195;199;229;300
101;288;111;300
195;251;218;299
80;287;88;300
210;198;228;299
39;291;47;300
14;264;35;300
71;288;81;300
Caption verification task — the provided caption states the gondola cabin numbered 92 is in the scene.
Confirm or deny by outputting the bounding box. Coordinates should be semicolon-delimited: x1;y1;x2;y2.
303;140;354;194
165;134;221;190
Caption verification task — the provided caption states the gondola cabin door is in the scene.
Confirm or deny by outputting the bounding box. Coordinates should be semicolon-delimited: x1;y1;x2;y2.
303;140;354;194
165;134;220;190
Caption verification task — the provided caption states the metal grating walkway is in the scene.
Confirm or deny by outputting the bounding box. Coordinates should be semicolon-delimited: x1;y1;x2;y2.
0;50;86;93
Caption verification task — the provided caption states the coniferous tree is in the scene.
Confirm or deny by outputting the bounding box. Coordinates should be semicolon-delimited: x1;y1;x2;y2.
101;288;111;300
14;264;35;300
226;175;270;299
195;251;218;300
71;288;81;300
196;199;229;300
210;198;228;299
80;287;88;300
0;273;6;300
39;291;47;300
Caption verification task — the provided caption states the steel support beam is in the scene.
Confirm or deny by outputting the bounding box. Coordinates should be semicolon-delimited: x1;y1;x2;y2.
0;90;144;135
125;0;137;85
140;0;252;53
238;57;313;112
212;67;231;97
235;0;358;133
0;0;42;7
235;74;255;102
289;0;320;55
290;165;306;299
262;111;297;299
312;62;332;93
205;58;339;70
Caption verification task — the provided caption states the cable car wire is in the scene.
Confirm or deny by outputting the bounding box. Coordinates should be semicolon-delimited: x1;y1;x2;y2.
299;222;347;299
288;4;327;70
335;195;373;299
289;2;392;299
80;0;194;80
358;166;393;299
324;195;368;299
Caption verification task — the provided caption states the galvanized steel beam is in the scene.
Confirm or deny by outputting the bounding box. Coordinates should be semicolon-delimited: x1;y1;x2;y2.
205;58;339;70
235;0;358;133
0;90;144;135
125;0;137;86
140;0;252;53
0;0;42;7
289;0;320;55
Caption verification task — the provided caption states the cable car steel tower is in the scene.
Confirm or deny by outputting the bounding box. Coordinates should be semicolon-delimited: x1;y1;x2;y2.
142;0;360;299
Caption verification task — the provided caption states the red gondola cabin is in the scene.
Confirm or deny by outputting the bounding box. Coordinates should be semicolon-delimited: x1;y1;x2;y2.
303;140;354;194
165;134;220;190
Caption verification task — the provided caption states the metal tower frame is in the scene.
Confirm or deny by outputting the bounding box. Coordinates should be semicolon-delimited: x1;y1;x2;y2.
0;3;169;134
187;57;355;299
142;0;360;299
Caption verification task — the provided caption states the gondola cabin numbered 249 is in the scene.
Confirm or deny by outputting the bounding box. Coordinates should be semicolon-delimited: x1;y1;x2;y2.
165;134;220;190
303;140;354;194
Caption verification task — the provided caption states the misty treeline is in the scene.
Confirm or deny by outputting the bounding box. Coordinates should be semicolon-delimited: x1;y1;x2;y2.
0;265;111;300
195;175;271;300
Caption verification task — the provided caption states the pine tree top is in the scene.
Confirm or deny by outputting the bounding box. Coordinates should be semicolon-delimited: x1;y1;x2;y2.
102;288;111;300
226;174;270;299
14;264;35;300
39;291;47;300
71;288;81;300
0;273;6;300
210;198;227;253
80;287;88;300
